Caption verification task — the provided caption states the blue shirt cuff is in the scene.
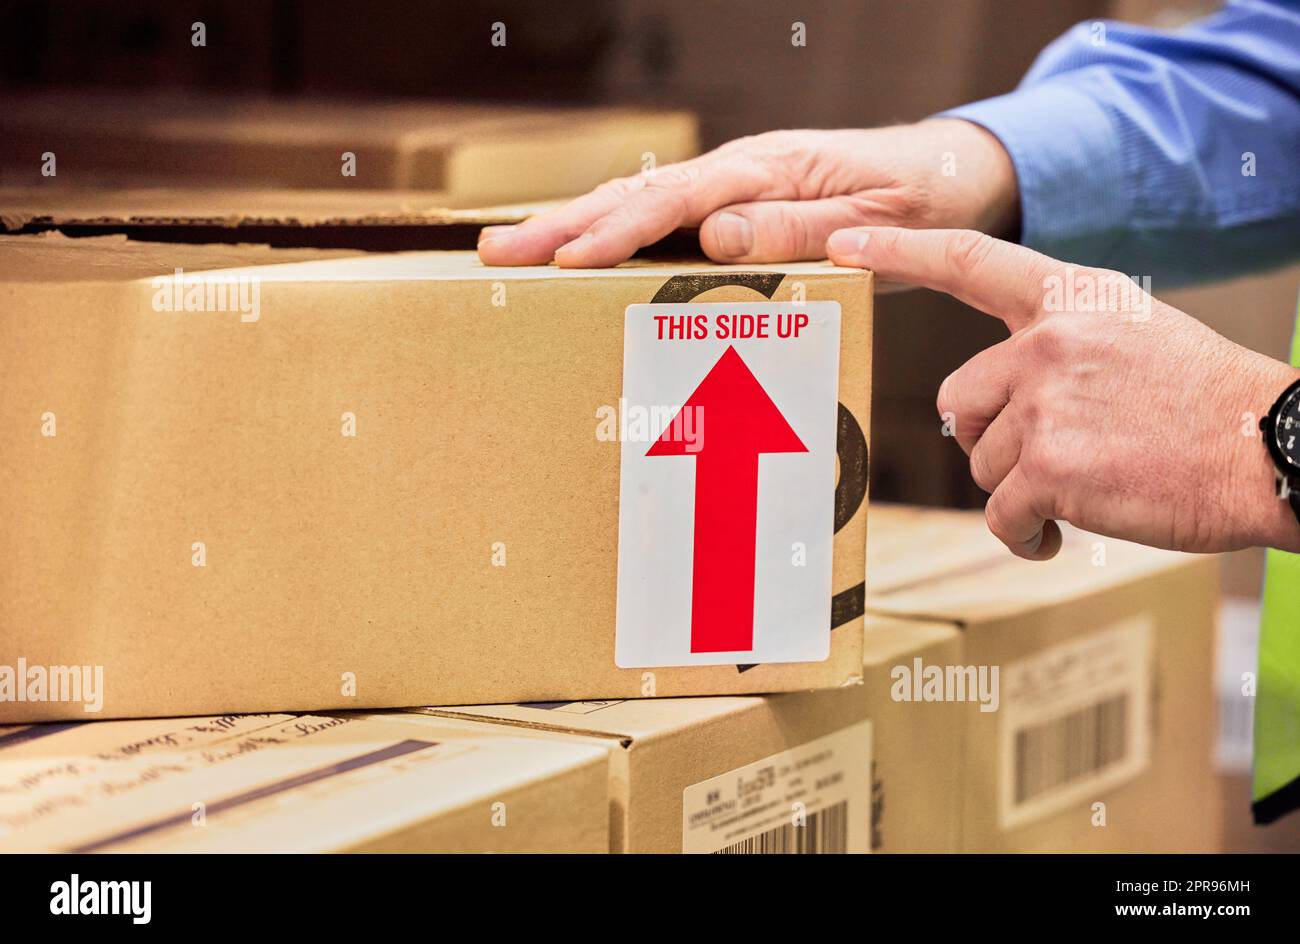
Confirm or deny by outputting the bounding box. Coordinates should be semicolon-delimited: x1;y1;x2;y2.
939;82;1130;265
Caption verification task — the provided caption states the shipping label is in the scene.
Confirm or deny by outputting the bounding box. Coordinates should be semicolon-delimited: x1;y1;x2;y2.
681;720;870;853
998;619;1153;829
615;301;841;667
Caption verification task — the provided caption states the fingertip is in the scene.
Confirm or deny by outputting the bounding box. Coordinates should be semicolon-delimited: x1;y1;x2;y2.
699;211;755;261
553;233;598;268
1037;520;1063;559
477;225;517;244
477;224;564;266
825;227;872;265
476;239;536;266
1020;520;1062;561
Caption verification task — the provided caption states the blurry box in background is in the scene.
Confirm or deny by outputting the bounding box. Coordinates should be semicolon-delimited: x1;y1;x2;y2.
0;714;609;852
0;92;699;205
867;504;1221;852
0;186;564;251
0;234;871;720
363;613;960;854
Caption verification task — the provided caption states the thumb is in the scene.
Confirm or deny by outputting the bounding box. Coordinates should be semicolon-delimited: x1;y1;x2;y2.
826;226;1057;331
699;197;882;263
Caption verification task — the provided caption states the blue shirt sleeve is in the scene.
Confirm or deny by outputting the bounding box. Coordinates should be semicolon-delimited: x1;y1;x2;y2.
940;0;1300;287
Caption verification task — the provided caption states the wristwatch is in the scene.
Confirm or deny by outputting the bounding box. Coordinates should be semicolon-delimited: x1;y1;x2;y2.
1261;376;1300;525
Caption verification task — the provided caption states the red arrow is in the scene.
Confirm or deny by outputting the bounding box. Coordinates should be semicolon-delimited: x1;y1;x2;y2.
647;345;807;652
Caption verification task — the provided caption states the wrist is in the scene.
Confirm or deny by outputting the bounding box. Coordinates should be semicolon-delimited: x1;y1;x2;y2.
1227;353;1300;552
915;118;1020;240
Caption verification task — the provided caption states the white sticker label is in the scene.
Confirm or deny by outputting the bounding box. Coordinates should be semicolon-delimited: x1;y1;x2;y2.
998;619;1153;829
615;302;841;667
682;721;870;853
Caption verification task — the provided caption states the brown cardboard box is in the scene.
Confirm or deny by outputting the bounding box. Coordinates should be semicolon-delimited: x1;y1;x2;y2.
365;612;961;853
0;235;871;720
0;713;608;852
866;504;1222;852
0;92;698;204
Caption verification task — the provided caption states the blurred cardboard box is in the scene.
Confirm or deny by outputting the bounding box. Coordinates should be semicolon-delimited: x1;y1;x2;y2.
0;233;871;720
0;186;562;236
365;613;960;853
0;92;698;205
867;504;1221;852
0;713;608;852
0;186;569;254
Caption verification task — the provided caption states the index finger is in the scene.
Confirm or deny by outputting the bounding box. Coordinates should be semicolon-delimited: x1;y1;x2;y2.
827;227;1057;331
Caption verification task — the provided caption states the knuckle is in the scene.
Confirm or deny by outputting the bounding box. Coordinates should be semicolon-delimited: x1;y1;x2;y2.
773;205;812;254
984;497;1014;544
1024;315;1081;363
599;175;644;199
1020;437;1067;486
947;230;996;279
935;372;961;420
645;163;701;192
969;447;997;493
753;129;801;156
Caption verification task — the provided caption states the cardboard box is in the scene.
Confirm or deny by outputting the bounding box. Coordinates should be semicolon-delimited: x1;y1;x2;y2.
365;612;961;853
866;504;1222;852
0;713;609;852
0;235;872;720
1;92;699;204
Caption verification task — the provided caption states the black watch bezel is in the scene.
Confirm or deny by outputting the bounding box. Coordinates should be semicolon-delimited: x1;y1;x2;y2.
1261;377;1300;476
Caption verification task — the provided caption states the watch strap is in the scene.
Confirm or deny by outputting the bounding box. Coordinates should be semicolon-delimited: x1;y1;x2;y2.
1288;478;1300;526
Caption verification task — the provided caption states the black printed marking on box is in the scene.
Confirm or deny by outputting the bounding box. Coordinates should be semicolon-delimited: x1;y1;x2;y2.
1013;694;1130;807
714;800;849;854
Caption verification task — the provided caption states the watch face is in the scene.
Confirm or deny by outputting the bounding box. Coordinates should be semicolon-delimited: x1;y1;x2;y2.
1273;386;1300;469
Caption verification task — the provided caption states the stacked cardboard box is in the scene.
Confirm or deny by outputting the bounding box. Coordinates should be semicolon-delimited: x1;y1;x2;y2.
1;92;699;205
366;505;1223;853
866;504;1222;852
0;713;608;852
0;233;873;721
361;613;962;853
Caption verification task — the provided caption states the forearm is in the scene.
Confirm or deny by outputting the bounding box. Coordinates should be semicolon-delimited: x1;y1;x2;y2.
939;2;1300;286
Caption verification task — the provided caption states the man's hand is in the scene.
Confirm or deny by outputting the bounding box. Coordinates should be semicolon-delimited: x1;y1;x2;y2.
826;225;1300;559
478;120;1018;267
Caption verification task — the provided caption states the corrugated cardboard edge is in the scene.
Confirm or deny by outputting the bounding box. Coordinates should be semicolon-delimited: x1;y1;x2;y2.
0;190;563;232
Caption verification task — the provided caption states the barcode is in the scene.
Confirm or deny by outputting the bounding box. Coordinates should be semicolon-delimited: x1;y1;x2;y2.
1014;694;1129;806
714;800;848;854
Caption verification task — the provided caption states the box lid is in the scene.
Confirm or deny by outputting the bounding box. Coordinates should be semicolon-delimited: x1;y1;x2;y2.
867;504;1211;625
0;234;870;285
0;712;606;852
